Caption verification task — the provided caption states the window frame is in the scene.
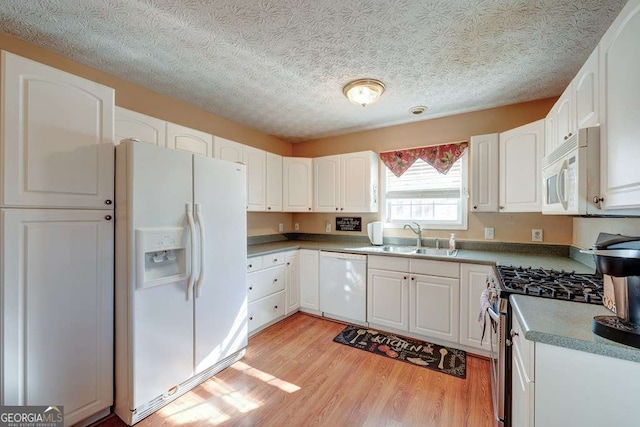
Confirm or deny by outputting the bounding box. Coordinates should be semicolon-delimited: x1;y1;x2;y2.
381;152;469;230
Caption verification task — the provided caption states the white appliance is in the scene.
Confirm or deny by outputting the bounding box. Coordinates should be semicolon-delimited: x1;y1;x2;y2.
319;252;367;324
542;126;601;215
114;141;247;425
367;221;384;245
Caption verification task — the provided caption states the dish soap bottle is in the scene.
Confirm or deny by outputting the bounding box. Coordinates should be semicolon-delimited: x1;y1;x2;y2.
448;233;456;255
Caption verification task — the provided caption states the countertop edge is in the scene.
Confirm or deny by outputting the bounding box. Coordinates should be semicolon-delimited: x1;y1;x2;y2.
511;295;640;363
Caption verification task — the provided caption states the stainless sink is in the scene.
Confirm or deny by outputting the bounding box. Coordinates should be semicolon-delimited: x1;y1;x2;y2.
413;248;458;257
348;245;457;257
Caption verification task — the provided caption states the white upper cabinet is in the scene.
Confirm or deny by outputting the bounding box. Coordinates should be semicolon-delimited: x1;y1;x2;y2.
1;51;115;209
499;119;545;212
244;145;267;211
574;48;599;129
313;151;378;213
283;157;313;212
266;152;283;212
341;151;378;213
115;107;166;147
470;134;499;212
554;88;574;150
213;136;243;163
599;0;640;209
314;155;341;212
214;137;281;212
166;122;213;157
545;47;599;156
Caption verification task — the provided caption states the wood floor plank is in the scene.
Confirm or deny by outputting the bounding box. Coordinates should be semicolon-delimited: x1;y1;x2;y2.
96;313;494;427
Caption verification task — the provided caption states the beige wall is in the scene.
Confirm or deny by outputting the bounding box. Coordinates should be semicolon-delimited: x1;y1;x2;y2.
291;98;574;245
573;218;640;249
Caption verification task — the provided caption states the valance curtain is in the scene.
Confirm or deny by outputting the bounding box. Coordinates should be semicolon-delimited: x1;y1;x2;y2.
379;141;468;177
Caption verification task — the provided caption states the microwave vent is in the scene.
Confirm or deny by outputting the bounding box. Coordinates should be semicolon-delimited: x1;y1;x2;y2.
543;134;579;167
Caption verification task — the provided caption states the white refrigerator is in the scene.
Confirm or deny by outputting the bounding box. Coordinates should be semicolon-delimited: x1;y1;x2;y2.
114;141;247;425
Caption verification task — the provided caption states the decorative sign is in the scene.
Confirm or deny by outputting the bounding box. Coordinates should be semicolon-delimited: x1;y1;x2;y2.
336;217;362;232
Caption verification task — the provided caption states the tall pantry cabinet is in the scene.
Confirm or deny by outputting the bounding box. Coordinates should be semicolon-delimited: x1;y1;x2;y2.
0;51;114;425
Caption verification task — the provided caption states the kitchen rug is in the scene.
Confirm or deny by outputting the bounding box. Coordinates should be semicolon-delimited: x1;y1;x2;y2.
333;325;466;379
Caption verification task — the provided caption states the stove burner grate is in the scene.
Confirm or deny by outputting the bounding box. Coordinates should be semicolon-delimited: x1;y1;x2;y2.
497;265;604;305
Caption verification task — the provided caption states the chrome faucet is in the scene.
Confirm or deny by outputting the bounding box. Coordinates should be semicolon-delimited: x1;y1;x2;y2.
403;222;422;248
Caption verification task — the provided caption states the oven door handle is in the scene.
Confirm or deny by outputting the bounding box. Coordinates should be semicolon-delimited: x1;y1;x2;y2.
487;306;500;323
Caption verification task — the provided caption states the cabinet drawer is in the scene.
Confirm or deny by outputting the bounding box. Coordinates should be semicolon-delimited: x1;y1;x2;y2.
263;252;285;267
246;256;263;273
410;259;459;278
248;290;286;333
368;255;410;272
247;265;285;302
512;315;534;381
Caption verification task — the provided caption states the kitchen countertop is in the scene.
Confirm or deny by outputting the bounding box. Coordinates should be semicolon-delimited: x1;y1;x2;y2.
248;240;594;273
510;295;640;363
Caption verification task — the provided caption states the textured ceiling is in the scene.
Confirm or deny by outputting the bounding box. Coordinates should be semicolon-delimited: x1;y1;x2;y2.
0;0;627;142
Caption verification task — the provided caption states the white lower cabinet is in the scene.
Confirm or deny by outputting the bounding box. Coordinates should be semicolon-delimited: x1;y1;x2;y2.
511;310;640;427
511;313;534;427
409;274;459;342
460;263;495;352
1;209;113;425
285;250;300;314
248;292;286;334
299;249;320;313
367;269;409;331
247;253;285;335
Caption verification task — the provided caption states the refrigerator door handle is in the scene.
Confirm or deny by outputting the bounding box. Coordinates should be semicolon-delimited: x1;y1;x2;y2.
186;203;197;300
195;203;206;297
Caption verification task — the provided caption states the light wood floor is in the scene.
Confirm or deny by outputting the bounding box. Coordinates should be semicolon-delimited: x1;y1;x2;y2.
98;313;494;426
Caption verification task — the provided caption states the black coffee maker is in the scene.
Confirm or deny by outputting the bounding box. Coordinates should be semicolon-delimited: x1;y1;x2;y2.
588;233;640;348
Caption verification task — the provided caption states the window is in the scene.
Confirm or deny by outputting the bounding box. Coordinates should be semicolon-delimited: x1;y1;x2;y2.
383;153;468;229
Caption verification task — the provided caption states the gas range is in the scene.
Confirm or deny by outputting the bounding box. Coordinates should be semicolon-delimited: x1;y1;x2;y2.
496;265;604;305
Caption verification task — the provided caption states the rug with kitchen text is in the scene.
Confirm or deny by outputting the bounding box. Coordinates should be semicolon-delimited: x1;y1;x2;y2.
333;325;466;379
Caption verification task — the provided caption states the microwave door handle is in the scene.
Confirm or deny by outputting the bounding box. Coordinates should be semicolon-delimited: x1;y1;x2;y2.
556;160;569;210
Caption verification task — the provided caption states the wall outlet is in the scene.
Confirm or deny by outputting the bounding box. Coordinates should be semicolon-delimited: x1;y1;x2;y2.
484;227;495;240
278;223;284;233
325;221;331;233
294;223;299;231
532;229;543;242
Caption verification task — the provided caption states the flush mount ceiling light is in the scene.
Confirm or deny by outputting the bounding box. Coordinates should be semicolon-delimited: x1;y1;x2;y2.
343;79;385;107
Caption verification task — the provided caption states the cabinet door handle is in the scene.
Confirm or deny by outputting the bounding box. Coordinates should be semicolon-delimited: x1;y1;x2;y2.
274;305;278;309
403;276;407;280
105;199;113;205
340;208;344;211
248;264;252;269
499;206;504;209
568;132;573;137
411;277;415;281
308;207;311;211
105;215;112;221
268;206;271;210
273;278;278;282
273;258;278;263
249;286;253;290
287;262;290;266
335;207;339;211
249;316;253;321
473;206;477;210
593;196;604;204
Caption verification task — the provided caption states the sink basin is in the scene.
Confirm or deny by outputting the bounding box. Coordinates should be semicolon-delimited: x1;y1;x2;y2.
379;245;416;253
349;245;416;253
347;246;457;257
413;248;458;257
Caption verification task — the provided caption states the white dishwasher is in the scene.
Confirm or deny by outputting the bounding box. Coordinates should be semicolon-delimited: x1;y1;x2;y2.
319;251;367;323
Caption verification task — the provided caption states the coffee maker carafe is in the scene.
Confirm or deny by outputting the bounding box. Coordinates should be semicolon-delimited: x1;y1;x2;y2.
587;233;640;348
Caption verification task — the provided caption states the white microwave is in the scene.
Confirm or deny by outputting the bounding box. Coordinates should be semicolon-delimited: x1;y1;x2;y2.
541;127;601;215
